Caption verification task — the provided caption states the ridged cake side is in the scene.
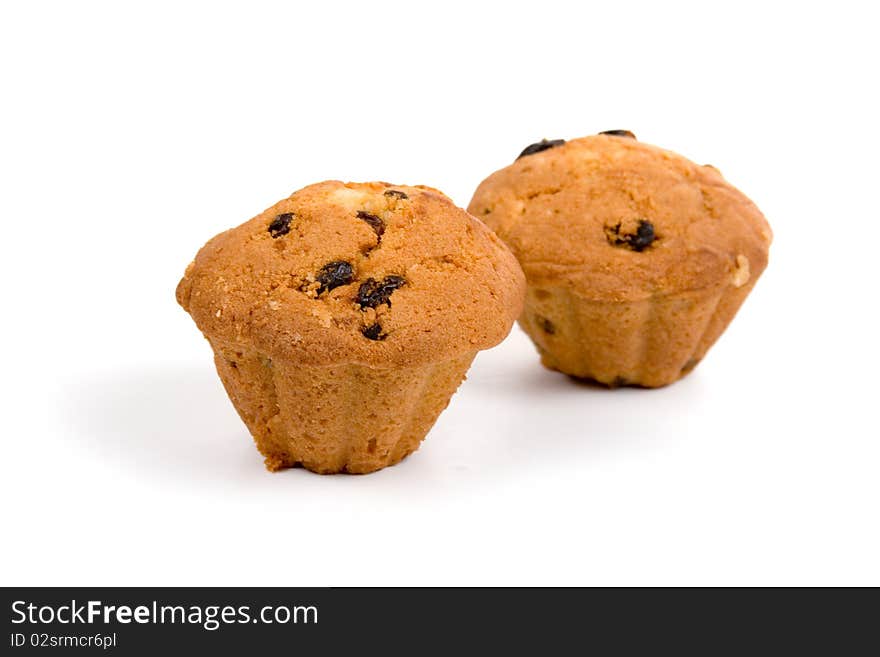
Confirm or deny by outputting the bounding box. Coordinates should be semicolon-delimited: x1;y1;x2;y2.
519;273;761;388
210;340;475;473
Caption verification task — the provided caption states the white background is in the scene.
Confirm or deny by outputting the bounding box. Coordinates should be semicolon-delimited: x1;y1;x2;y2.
2;1;878;586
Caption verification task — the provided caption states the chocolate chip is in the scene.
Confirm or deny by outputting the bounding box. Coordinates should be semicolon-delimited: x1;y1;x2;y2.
356;275;406;309
605;219;656;252
517;139;565;160
628;220;655;251
599;130;637;139
536;316;556;335
361;323;385;341
316;261;354;294
268;213;293;238
356;210;385;238
384;190;408;200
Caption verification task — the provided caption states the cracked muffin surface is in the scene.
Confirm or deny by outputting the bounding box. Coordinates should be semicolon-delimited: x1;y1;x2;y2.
177;181;525;473
470;133;771;302
468;132;772;387
177;181;525;367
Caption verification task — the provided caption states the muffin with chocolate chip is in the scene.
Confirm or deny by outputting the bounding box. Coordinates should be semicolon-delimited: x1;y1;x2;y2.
468;132;771;387
177;181;525;473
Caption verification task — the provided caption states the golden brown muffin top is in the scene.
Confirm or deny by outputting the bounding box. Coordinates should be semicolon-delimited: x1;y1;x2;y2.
468;133;772;302
177;181;525;366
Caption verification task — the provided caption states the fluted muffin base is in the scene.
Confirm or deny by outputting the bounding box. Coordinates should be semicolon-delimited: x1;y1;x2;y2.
519;279;759;388
210;341;475;473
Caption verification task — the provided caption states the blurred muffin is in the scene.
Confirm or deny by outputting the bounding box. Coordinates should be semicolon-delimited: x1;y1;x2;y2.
177;181;525;473
468;132;771;387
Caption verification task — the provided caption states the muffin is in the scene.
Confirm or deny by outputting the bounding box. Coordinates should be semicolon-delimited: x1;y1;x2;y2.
468;132;771;387
177;181;525;473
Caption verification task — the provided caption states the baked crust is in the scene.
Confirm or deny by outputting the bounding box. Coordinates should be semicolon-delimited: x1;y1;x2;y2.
469;135;771;302
178;181;525;368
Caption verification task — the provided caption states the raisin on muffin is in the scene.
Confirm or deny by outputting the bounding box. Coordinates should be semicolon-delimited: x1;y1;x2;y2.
468;132;771;388
177;181;525;473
